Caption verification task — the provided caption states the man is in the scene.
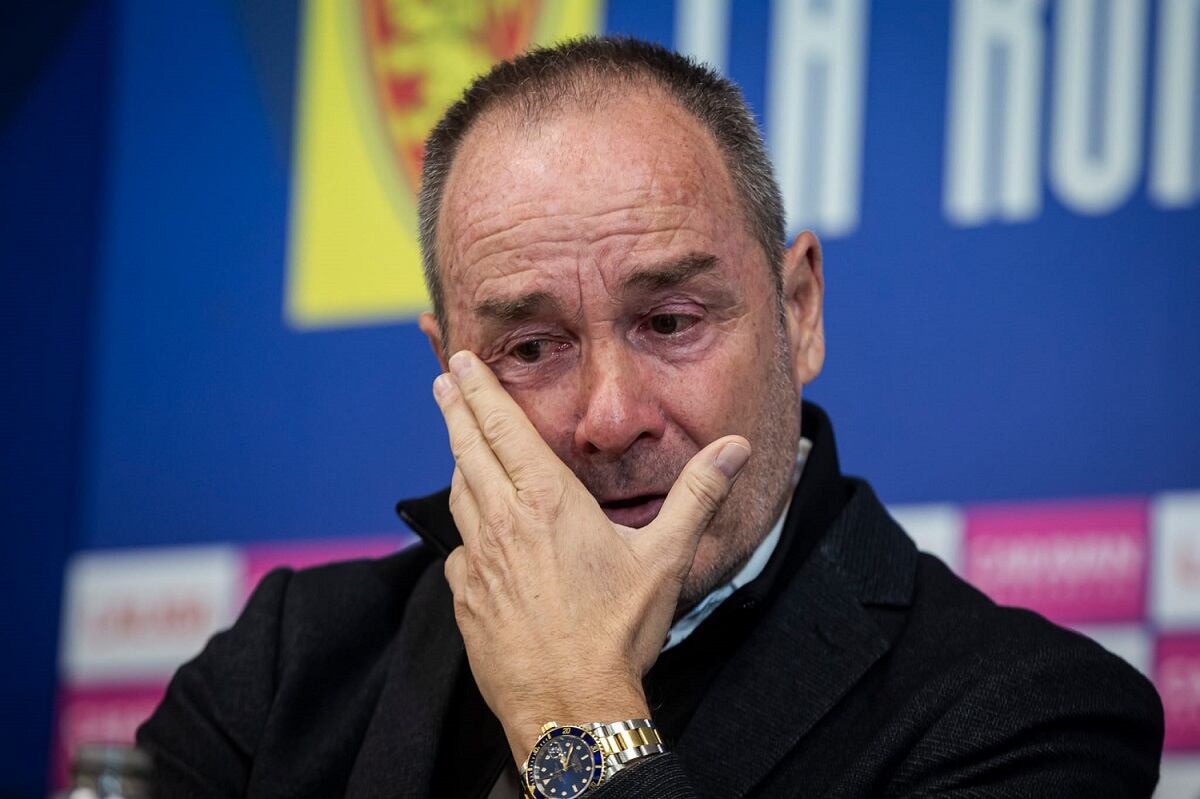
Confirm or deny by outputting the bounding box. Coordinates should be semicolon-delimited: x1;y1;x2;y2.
138;37;1163;798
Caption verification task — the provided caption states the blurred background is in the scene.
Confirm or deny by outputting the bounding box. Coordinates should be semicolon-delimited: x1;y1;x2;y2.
2;0;1198;796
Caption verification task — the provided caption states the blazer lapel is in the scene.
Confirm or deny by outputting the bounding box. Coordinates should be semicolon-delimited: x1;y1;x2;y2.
678;483;917;798
345;562;464;798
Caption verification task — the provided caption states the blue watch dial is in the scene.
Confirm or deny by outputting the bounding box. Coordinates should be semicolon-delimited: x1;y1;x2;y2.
526;726;604;799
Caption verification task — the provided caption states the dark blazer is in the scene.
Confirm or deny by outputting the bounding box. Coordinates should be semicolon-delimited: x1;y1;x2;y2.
138;407;1163;798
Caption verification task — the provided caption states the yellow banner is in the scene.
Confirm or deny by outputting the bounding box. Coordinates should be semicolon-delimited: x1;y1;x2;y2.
286;0;602;328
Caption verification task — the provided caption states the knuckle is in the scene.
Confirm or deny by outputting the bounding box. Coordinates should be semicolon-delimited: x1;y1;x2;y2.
443;549;463;585
481;506;514;540
451;585;472;617
518;473;568;516
685;469;726;515
449;481;471;516
447;551;485;609
451;427;487;461
479;407;518;447
477;531;504;563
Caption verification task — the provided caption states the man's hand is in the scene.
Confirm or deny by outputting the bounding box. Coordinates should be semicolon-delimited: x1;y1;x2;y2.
433;351;751;766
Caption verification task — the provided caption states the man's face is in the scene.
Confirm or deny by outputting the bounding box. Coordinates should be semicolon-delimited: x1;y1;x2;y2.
423;90;822;605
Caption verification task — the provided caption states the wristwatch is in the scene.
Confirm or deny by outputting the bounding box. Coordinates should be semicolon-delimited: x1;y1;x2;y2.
521;718;667;798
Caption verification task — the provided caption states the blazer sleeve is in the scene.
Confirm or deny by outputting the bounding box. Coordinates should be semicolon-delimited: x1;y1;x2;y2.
589;753;699;799
136;567;293;798
891;636;1164;798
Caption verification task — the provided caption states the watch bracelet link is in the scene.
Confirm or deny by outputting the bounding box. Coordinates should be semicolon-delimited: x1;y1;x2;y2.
586;718;667;774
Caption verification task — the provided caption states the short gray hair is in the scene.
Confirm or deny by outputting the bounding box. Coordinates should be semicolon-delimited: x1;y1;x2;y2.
418;35;786;336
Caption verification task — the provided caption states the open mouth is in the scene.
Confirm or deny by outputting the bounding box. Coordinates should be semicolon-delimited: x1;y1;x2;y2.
599;494;667;528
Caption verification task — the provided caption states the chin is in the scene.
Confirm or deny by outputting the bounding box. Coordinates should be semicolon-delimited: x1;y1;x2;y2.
676;534;745;609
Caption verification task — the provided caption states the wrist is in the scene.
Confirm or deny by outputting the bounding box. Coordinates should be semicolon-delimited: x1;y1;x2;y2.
505;689;651;765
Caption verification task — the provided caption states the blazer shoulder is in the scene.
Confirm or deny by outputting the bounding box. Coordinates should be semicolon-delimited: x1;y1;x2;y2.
904;552;1163;725
266;542;443;643
882;554;1164;795
138;543;448;797
278;540;441;600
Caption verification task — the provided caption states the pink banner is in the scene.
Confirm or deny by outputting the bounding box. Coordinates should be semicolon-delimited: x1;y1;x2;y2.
964;498;1147;624
50;681;168;789
1157;635;1200;752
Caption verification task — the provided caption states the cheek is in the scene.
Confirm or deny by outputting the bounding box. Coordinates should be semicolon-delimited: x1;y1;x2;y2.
508;382;580;454
657;327;774;439
659;380;731;441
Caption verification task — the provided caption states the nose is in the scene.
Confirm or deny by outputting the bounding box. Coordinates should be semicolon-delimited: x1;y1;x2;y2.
573;342;665;456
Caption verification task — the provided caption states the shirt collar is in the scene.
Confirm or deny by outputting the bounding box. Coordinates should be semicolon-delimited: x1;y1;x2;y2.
661;437;812;652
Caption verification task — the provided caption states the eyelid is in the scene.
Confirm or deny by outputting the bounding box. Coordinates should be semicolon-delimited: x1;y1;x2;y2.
646;297;706;314
645;304;704;325
500;329;560;350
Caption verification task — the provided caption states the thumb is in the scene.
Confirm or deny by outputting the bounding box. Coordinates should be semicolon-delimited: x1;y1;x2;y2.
639;435;751;569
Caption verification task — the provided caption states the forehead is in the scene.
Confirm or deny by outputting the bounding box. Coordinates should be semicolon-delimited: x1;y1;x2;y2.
436;89;754;319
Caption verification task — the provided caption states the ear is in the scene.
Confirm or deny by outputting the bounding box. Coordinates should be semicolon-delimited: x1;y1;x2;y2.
780;230;825;389
418;311;451;372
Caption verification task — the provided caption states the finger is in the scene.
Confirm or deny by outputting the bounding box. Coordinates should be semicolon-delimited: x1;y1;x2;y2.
639;436;751;569
448;466;481;548
447;351;558;488
433;372;511;507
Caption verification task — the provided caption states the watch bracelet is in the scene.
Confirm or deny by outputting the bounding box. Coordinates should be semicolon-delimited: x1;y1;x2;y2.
586;719;667;774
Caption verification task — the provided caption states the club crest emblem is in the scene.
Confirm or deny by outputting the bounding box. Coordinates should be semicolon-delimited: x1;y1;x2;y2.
287;0;598;328
349;0;598;225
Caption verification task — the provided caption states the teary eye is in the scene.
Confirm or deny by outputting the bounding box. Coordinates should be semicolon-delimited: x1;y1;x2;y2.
648;314;695;335
511;340;546;363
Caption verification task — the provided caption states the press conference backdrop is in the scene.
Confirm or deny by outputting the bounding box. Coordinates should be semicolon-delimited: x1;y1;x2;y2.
4;0;1198;795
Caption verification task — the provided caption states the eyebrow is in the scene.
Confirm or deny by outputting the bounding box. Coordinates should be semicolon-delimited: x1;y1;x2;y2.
620;252;720;292
473;290;563;323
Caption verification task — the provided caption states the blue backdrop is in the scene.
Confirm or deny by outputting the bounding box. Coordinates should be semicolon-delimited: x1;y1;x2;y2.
3;1;1197;795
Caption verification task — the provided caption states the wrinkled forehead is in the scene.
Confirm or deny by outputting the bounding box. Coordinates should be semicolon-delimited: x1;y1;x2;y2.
435;90;749;315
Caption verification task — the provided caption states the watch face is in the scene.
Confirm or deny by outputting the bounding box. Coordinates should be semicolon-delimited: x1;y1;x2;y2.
525;726;604;799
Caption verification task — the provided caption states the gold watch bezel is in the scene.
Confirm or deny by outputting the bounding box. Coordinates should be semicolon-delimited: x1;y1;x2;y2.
522;722;606;799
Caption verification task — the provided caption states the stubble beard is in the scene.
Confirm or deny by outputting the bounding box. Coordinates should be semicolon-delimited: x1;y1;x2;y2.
675;336;802;610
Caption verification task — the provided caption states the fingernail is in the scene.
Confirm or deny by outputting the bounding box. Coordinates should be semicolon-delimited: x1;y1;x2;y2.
715;441;751;479
449;351;473;376
433;373;455;401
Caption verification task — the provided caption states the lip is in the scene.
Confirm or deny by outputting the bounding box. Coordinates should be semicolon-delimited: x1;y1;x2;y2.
599;494;666;528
